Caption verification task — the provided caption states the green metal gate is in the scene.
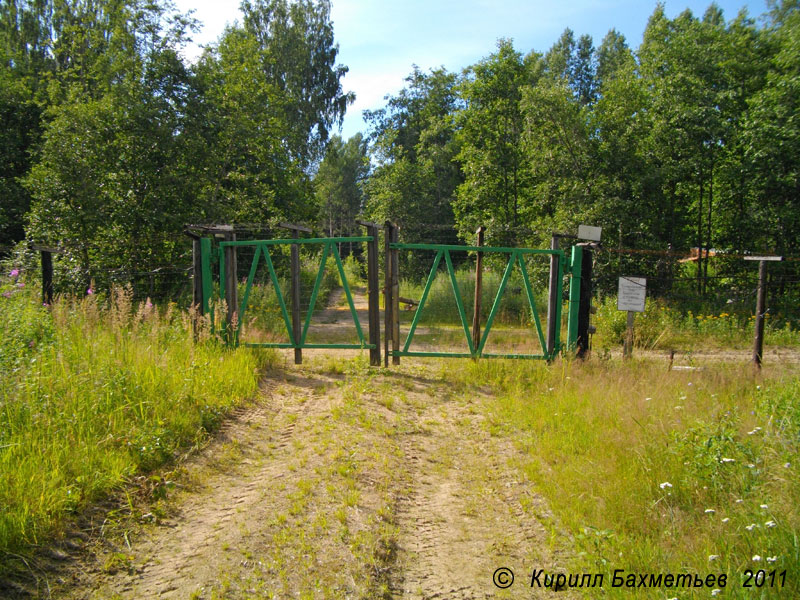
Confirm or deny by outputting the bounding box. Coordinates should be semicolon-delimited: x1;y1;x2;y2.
200;235;377;354
386;241;570;361
196;228;585;363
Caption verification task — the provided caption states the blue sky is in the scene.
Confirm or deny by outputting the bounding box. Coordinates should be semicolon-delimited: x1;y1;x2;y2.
174;0;768;139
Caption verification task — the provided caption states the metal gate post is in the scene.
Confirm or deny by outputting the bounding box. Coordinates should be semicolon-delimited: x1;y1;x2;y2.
358;221;382;366
566;245;583;352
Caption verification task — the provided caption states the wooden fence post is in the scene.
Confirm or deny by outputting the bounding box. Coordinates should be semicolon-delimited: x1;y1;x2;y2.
744;255;782;369
753;260;767;369
623;311;635;359
41;249;53;306
223;228;238;345
384;221;392;367
472;226;486;357
390;223;400;365
279;223;312;364
358;220;381;366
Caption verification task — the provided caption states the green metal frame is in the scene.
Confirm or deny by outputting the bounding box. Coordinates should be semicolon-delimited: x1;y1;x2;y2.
390;242;566;360
206;236;375;350
565;245;583;352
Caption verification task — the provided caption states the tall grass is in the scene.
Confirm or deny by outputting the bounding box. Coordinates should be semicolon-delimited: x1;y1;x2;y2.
0;283;271;561
446;359;800;597
593;296;800;351
399;266;549;327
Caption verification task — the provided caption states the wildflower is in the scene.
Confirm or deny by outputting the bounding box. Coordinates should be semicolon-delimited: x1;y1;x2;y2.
735;499;744;504
752;555;762;561
87;288;94;295
1;291;10;298
745;524;757;531
721;518;730;523
767;556;778;563
765;520;776;528
746;464;755;468
785;462;791;469
720;457;735;463
10;269;19;277
711;589;722;596
17;282;24;288
645;397;652;401
705;509;716;514
760;504;768;509
28;340;35;348
659;482;673;489
708;555;719;561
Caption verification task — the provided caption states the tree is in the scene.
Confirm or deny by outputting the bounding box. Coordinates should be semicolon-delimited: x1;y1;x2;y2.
314;134;369;243
454;39;533;247
364;66;462;249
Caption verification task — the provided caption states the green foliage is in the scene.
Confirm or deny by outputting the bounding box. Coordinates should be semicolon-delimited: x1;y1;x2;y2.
315;134;369;239
0;269;54;372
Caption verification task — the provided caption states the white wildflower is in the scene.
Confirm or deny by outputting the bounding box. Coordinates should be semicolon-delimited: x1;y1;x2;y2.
735;499;744;504
760;504;769;509
708;555;719;561
705;508;716;514
767;556;778;563
711;589;722;597
765;520;777;528
752;555;762;561
720;457;735;463
745;523;757;531
721;518;730;523
659;482;673;489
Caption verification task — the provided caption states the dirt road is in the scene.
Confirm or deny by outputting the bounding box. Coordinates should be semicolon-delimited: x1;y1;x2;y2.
54;289;572;599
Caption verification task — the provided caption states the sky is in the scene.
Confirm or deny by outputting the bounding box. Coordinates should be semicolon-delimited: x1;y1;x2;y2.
173;0;769;140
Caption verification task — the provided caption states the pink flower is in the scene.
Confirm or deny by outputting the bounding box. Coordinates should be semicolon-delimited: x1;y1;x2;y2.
87;288;94;295
10;269;19;277
17;282;24;288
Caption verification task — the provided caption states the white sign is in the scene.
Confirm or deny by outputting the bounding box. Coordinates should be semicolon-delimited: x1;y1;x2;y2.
618;277;646;312
578;225;602;242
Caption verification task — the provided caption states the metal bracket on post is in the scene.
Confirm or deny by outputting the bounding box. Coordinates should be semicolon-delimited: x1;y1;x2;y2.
357;220;382;366
279;223;312;364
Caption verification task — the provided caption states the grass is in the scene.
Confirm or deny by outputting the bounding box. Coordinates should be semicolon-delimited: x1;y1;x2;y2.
0;282;272;565
593;296;800;352
444;358;800;598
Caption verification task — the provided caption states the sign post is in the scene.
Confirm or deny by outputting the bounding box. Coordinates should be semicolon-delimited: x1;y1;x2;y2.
618;277;646;359
744;255;783;369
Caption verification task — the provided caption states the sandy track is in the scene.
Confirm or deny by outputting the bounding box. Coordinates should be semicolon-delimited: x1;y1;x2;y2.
35;288;573;599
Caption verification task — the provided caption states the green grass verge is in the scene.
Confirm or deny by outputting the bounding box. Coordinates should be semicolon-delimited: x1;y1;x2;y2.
443;359;800;598
0;285;272;562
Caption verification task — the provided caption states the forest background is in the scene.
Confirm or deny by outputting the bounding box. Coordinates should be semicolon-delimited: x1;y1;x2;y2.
1;0;799;308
